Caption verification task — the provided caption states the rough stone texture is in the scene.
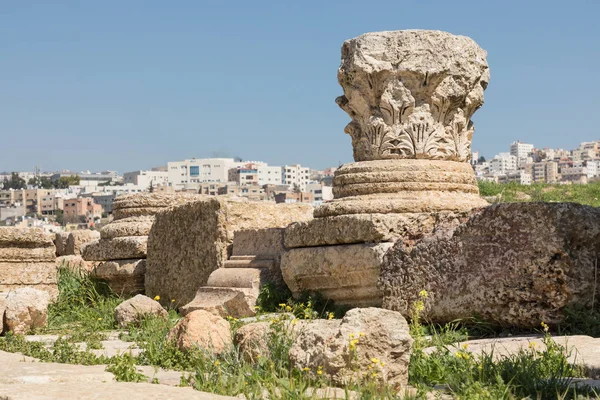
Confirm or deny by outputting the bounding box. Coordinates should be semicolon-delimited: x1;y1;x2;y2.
232;228;285;257
113;192;201;211
285;211;471;248
282;243;393;307
0;349;237;400
0;293;7;335
337;30;488;163
0;227;54;247
100;216;154;239
167;310;232;354
114;294;167;328
289;308;413;388
180;287;254;318
381;203;600;328
92;259;146;296
65;230;100;255
54;232;69;256
234;321;271;362
4;287;50;334
82;236;147;261
0;262;57;285
0;247;56;262
56;255;96;271
146;198;312;306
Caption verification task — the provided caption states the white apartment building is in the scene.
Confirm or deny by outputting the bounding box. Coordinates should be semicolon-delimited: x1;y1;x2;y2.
510;141;534;168
497;171;532;185
228;162;283;186
283;164;310;192
123;169;169;189
489;153;517;175
167;158;245;190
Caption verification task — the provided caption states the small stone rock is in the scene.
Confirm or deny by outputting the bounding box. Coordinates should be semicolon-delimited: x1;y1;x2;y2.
114;294;167;328
167;310;232;355
289;308;413;388
234;322;270;362
4;288;50;334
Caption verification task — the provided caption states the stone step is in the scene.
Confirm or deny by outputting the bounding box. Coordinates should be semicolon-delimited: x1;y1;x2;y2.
179;287;258;318
224;258;275;269
206;268;264;289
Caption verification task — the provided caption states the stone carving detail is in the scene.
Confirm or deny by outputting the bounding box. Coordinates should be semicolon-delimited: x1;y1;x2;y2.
336;30;489;162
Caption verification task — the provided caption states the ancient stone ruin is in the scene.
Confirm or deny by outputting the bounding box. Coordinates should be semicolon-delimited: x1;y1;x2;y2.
83;193;198;295
146;197;313;314
282;30;489;307
0;227;58;298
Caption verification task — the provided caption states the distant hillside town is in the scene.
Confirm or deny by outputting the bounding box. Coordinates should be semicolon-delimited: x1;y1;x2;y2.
473;139;600;186
0;158;337;230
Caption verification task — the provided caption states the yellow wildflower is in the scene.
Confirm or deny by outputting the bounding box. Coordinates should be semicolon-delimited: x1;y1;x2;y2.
278;303;286;308
171;299;175;303
540;321;549;332
359;332;365;337
419;289;428;298
372;372;377;378
371;357;380;364
462;343;468;350
153;295;160;301
349;333;355;339
529;342;537;349
285;305;292;312
303;367;310;372
292;319;298;325
380;362;385;367
97;317;102;321
327;312;334;320
214;360;220;366
317;366;323;375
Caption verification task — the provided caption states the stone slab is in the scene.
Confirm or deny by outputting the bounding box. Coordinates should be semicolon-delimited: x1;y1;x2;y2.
0;228;54;247
285;212;471;248
180;287;256;318
82;237;147;261
92;259;146;296
281;242;393;307
0;262;57;285
65;230;100;256
231;228;285;258
0;247;56;262
100;216;155;240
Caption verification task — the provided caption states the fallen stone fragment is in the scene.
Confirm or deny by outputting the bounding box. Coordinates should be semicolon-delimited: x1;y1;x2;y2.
4;287;50;334
167;310;232;355
114;294;167;327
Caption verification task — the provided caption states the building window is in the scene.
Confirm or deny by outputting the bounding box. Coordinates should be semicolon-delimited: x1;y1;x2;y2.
190;166;200;177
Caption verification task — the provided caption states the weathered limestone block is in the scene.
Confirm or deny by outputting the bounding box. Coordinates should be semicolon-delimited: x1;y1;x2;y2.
146;198;312;306
285;211;470;248
4;288;50;334
82;237;147;261
114;294;167;327
0;227;54;248
0;262;57;285
231;228;285;258
381;203;600;328
281;243;393;307
92;259;146;296
180;287;254;318
112;192;200;221
167;310;232;354
54;232;69;256
100;216;154;240
289;308;413;388
65;230;100;256
56;255;96;271
0;247;56;262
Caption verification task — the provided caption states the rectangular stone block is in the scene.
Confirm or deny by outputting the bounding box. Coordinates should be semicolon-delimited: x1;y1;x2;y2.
0;262;57;285
0;247;56;262
284;212;469;248
82;237;147;261
281;243;393;307
232;228;285;258
0;227;54;247
146;198;313;307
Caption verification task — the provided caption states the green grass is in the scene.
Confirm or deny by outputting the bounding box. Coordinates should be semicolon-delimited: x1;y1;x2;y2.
478;180;600;206
4;266;600;398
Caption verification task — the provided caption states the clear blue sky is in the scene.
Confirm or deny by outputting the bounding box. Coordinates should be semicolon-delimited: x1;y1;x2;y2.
1;1;599;173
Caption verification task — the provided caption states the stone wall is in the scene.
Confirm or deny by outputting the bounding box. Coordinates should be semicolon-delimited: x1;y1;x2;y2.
146;197;312;306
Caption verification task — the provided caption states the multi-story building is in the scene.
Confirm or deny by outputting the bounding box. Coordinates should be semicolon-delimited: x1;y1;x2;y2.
305;182;334;206
274;191;313;204
0;189;59;215
123;168;169;189
167;158;245;190
561;167;589;184
496;171;532;185
228;163;283;186
510;141;534;168
524;161;559;184
489;153;517;175
63;197;103;224
282;164;310;192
